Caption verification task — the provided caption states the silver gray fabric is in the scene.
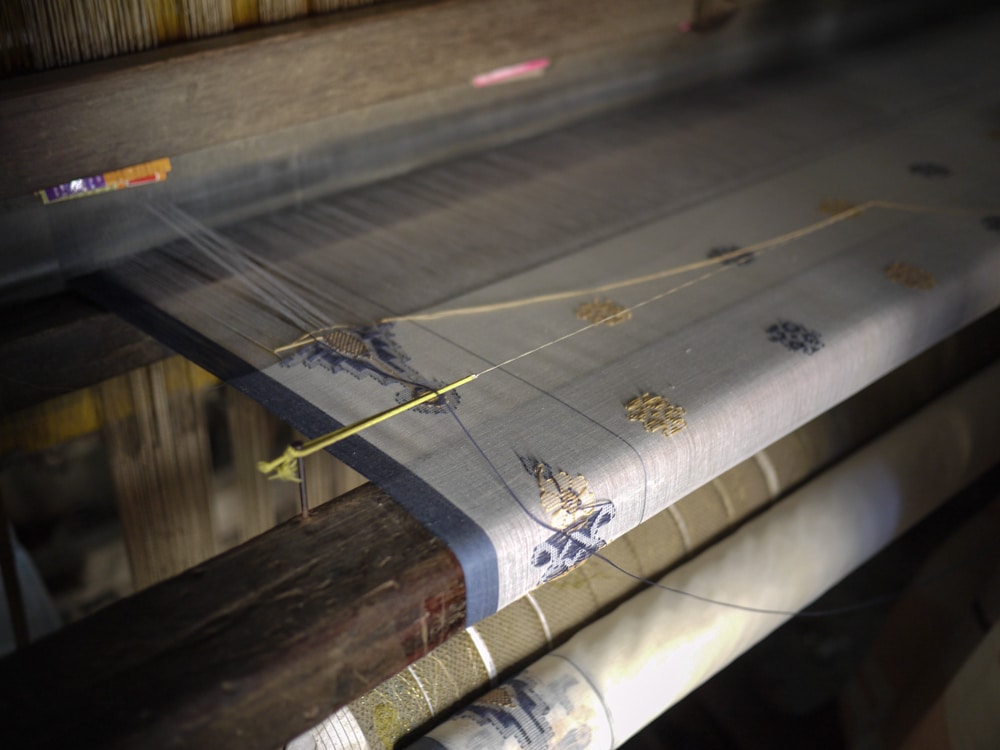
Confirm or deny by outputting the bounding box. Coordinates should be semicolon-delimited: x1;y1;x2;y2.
93;14;1000;619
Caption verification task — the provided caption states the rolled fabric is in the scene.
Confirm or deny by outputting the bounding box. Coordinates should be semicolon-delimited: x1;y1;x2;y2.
416;359;1000;750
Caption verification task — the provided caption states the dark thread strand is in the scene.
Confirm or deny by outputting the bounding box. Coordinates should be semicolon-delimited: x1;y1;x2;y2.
444;401;897;619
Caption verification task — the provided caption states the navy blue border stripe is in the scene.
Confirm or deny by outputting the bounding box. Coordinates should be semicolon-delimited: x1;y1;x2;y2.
75;271;498;623
408;739;449;750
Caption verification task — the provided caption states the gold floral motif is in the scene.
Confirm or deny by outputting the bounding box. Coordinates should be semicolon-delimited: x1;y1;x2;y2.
478;686;516;709
626;393;687;438
324;328;370;358
884;261;936;290
817;198;857;216
574;297;632;327
532;463;598;529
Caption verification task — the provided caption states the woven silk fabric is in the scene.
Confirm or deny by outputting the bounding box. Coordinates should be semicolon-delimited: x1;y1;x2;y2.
292;326;997;750
85;21;1000;621
251;106;1000;616
412;359;1000;750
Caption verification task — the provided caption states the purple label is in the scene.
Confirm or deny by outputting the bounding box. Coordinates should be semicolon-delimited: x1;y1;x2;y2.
44;174;106;202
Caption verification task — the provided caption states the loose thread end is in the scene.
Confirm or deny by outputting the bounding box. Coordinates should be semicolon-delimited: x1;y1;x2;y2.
257;453;302;483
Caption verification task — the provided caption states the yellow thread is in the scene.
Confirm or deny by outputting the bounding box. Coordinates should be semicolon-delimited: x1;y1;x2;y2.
816;197;857;216
378;200;977;324
381;203;868;322
476;266;724;377
258;373;477;481
259;199;981;466
274;200;982;351
866;199;977;217
272;325;353;355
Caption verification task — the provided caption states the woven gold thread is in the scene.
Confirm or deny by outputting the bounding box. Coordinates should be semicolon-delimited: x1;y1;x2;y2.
348;630;489;750
478;685;517;709
372;702;404;750
351;672;432;750
884;261;937;290
410;649;470;712
574;297;632;326
532;464;598;529
324;329;370;358
626;393;687;437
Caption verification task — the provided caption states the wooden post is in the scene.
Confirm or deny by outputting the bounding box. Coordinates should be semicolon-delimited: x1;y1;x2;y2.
297;434;366;512
225;388;280;541
99;357;217;589
0;482;466;750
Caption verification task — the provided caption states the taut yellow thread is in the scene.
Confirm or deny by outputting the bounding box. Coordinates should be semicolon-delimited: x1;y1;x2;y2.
273;325;353;355
272;200;983;354
258;373;477;482
379;200;975;324
816;198;857;216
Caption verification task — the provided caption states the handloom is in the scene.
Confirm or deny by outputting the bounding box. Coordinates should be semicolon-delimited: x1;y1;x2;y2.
1;1;1000;749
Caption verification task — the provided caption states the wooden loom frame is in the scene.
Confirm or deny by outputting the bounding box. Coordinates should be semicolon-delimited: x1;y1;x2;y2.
1;0;997;747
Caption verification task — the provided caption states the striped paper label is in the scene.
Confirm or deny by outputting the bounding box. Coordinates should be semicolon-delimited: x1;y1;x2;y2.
39;158;172;204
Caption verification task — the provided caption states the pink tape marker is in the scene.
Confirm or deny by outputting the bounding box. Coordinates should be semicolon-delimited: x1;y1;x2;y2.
472;58;551;88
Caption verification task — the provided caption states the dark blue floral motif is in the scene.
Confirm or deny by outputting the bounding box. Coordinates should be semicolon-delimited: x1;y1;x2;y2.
908;162;951;178
532;507;615;583
520;457;616;583
465;676;556;749
707;244;755;266
279;322;456;412
983;216;1000;232
766;320;824;355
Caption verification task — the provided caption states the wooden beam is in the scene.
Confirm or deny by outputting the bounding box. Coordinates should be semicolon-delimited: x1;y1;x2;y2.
100;357;219;589
13;0;956;196
0;482;466;749
0;0;689;199
0;0;978;202
0;292;169;415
